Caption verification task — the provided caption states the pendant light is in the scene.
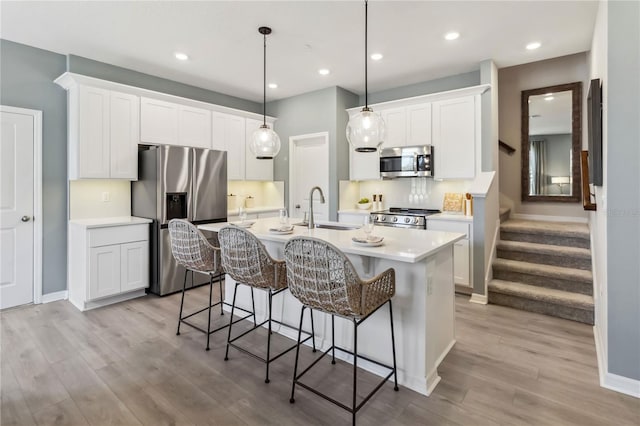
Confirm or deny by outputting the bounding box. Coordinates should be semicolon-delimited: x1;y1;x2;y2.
346;0;385;152
250;26;281;159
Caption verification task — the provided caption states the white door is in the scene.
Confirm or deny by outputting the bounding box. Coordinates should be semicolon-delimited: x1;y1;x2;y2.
120;241;149;292
289;133;329;222
1;110;35;309
89;245;121;300
110;91;139;179
78;85;110;178
381;107;407;147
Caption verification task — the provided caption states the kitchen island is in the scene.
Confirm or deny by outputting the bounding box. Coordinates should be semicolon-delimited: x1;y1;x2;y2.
199;218;464;396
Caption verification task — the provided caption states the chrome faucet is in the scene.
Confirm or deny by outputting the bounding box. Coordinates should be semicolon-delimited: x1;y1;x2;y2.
308;186;326;229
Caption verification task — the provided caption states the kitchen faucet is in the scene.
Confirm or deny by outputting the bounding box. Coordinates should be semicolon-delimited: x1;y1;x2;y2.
308;186;325;229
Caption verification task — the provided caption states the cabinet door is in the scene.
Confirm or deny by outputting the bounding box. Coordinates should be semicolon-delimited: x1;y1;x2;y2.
349;149;380;181
120;241;149;292
179;106;211;148
213;113;245;180
245;118;274;181
109;91;139;179
78;86;110;178
89;245;121;300
381;107;407;148
140;97;179;145
406;103;432;146
453;239;470;286
432;96;476;179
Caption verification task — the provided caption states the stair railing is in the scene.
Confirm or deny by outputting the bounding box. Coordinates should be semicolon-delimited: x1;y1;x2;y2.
499;140;516;155
581;150;597;211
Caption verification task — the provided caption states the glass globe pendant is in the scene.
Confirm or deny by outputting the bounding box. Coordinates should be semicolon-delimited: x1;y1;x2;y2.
250;26;281;160
346;0;385;153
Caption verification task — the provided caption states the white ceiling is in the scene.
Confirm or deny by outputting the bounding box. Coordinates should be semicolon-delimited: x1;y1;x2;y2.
0;1;599;103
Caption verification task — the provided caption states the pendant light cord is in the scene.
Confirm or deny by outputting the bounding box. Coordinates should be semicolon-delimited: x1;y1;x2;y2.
263;31;267;126
364;0;368;108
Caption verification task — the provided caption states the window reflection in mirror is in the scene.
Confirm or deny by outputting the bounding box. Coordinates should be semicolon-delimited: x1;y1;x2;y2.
521;82;582;203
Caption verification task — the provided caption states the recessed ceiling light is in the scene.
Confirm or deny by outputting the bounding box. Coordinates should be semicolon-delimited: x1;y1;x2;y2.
318;69;330;76
526;42;541;50
174;52;189;61
268;83;278;89
444;32;460;41
544;96;554;101
370;53;383;61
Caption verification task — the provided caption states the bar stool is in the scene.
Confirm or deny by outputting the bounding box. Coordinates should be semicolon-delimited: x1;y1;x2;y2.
217;225;315;383
168;219;254;351
284;236;398;425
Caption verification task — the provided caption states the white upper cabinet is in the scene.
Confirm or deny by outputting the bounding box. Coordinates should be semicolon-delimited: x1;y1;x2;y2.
213;112;245;180
69;85;139;180
381;107;407;148
140;97;211;148
406;103;432;146
432;95;477;179
244;118;274;181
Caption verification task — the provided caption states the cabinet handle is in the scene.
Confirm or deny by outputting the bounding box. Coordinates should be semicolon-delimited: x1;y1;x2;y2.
295;204;300;209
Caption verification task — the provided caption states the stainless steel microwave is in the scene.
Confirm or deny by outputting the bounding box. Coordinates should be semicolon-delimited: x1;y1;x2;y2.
379;145;433;178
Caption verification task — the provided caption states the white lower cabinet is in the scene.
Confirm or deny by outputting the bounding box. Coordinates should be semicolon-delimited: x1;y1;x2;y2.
69;220;150;311
427;219;472;288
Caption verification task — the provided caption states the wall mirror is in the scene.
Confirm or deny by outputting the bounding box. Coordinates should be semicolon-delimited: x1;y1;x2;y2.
521;82;582;203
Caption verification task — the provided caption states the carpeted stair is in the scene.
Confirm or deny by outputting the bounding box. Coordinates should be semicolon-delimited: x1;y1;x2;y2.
489;219;594;324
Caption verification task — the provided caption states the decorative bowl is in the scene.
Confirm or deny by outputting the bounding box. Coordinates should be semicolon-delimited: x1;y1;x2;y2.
356;202;372;210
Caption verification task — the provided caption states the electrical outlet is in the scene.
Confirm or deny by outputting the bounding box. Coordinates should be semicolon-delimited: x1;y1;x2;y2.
101;192;110;202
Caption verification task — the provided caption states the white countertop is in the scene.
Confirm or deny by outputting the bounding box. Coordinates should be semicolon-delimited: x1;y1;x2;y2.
199;217;464;263
427;213;473;222
227;206;284;216
69;216;152;228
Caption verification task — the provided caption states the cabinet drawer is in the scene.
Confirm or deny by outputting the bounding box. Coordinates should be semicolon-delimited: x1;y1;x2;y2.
427;221;470;239
89;224;149;247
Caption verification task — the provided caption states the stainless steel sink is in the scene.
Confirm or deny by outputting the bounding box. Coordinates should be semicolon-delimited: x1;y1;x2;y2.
315;223;360;231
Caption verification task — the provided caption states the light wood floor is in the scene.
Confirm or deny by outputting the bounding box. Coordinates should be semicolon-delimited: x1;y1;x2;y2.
1;286;638;425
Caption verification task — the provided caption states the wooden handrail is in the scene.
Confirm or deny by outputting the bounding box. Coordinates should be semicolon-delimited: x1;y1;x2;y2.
499;140;516;155
581;150;597;211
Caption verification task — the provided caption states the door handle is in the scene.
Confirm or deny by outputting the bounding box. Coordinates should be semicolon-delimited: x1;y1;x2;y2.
21;215;32;222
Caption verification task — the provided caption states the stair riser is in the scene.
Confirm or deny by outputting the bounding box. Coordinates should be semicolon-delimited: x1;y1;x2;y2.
500;211;511;223
488;292;594;325
501;231;590;249
493;269;593;295
497;249;592;271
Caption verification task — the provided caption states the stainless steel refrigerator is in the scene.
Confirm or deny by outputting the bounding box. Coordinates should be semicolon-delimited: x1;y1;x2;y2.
132;145;227;296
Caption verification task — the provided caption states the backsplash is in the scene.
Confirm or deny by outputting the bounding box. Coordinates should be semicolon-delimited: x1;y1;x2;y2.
69;180;131;219
227;181;285;211
340;179;471;211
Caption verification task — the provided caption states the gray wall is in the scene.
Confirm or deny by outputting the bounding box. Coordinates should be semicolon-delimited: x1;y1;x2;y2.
606;0;640;381
0;39;68;294
359;70;480;105
499;53;589;218
267;86;358;221
67;55;261;114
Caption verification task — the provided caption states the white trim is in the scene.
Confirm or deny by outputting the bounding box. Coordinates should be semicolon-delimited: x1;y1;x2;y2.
70;289;147;312
41;290;68;304
288;132;330;220
469;293;488;304
511;213;588;224
594;325;640;398
0;106;43;305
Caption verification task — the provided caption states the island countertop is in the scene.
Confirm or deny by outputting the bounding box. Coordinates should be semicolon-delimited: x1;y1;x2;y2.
199;218;464;263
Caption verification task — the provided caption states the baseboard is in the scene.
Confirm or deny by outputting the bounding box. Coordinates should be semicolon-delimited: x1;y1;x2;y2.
469;293;488;304
594;325;640;398
511;213;588;224
41;290;68;304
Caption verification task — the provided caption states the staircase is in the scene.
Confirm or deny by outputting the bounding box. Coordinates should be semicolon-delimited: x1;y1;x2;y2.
489;219;594;324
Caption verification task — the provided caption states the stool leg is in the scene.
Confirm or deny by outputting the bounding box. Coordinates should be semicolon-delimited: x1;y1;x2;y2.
310;308;316;352
218;274;225;316
250;287;257;327
265;289;273;383
176;269;188;336
352;318;358;426
290;306;306;403
205;275;213;351
389;300;399;391
224;283;239;361
331;315;336;365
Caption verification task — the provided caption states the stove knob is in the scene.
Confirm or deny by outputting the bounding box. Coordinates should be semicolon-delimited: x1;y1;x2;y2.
381;216;386;221
414;217;420;224
404;217;411;224
392;217;398;222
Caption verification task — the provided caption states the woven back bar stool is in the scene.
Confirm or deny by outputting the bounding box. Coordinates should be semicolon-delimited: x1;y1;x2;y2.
217;225;315;383
284;236;399;425
168;219;254;351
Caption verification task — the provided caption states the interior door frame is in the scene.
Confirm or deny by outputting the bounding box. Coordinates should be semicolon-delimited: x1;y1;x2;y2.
288;132;330;219
1;105;43;304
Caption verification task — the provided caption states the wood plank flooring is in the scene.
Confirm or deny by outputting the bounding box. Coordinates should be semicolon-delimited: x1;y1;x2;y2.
1;287;638;425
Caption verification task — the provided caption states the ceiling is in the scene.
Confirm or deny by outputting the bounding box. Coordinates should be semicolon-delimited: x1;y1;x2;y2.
0;1;599;103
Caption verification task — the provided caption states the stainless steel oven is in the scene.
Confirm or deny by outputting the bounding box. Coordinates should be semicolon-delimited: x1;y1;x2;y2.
379;145;432;178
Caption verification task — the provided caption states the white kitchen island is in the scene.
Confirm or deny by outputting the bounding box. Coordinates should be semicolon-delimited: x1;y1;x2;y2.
199;218;464;396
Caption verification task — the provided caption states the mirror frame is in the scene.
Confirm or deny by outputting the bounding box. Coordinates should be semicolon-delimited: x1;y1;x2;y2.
521;82;582;203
